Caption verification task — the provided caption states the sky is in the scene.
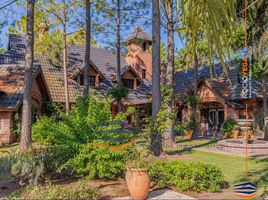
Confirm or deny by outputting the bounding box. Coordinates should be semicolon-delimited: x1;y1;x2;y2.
0;1;184;51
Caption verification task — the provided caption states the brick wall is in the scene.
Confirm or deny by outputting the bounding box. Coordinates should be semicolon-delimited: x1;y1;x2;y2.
0;112;14;145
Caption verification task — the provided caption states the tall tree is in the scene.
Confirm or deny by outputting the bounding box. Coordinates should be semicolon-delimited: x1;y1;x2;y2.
151;0;162;156
95;0;149;112
62;0;69;113
37;0;82;113
20;0;35;153
251;31;268;139
116;0;122;87
161;0;175;145
83;0;91;96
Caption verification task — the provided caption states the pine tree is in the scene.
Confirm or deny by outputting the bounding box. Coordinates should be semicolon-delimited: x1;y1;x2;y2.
20;0;35;153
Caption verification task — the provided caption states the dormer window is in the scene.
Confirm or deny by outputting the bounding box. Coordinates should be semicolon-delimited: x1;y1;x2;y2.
77;74;96;86
89;76;96;86
142;69;146;79
79;74;84;85
142;42;147;51
123;79;134;89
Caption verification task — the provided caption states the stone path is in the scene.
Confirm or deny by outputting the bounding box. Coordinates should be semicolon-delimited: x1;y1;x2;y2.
113;189;196;200
0;179;20;198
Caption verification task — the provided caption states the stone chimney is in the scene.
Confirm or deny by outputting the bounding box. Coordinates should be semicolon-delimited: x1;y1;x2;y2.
38;22;47;37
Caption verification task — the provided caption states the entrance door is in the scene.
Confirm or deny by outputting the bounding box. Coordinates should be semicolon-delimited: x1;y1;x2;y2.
209;110;217;130
208;109;224;130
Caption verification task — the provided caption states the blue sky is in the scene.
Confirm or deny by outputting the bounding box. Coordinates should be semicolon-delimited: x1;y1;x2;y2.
0;1;184;51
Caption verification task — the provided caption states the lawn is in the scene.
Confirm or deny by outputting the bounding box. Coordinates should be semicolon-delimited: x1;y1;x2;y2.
173;150;268;198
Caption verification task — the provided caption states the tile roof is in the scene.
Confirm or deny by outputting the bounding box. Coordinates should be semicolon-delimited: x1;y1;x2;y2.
68;45;128;81
35;55;82;103
1;34;151;105
125;26;152;43
175;62;266;105
1;34;82;104
0;64;40;110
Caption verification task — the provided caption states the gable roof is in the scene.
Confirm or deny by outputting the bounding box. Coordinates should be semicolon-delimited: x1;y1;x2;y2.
68;45;128;81
35;55;82;103
1;34;82;103
125;26;152;44
121;65;143;82
1;34;152;105
0;63;41;110
175;62;266;102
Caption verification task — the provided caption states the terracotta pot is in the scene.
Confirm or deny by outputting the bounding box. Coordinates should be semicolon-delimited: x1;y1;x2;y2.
232;129;240;139
249;130;254;140
125;168;150;200
184;130;194;140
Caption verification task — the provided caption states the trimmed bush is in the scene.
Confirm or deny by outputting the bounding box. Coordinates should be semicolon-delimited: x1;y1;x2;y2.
149;160;224;192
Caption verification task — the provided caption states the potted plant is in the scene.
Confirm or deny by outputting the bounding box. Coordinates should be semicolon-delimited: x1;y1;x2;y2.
232;124;240;139
182;120;193;140
220;118;238;139
248;123;255;140
124;145;151;200
182;118;198;140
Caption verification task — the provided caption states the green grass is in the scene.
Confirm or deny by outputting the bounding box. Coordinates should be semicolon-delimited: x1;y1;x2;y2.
176;150;268;198
176;137;218;146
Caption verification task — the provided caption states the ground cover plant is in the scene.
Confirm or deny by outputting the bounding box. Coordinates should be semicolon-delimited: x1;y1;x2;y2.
9;180;102;200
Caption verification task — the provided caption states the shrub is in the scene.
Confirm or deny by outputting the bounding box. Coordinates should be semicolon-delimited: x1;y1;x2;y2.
0;156;17;179
10;180;102;200
11;153;44;185
65;142;126;179
149;160;224;192
32;93;130;145
220;118;239;135
41;145;79;177
31;93;135;180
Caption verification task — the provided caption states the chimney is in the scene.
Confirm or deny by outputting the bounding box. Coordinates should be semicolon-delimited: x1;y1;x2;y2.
38;22;47;37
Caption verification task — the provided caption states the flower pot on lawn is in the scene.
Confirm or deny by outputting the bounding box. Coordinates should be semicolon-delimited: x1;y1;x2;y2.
125;168;150;200
184;130;194;140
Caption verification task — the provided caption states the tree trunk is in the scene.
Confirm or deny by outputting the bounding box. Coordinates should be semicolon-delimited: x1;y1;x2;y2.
262;79;268;140
63;13;70;113
83;0;91;96
164;0;175;146
150;0;162;156
20;0;35;153
194;52;198;95
116;0;122;112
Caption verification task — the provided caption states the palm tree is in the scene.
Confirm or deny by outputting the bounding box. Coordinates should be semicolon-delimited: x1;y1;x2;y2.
20;0;35;153
180;0;236;71
151;0;162;156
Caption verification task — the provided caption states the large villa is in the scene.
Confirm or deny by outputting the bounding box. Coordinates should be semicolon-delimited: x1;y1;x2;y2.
0;26;266;145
